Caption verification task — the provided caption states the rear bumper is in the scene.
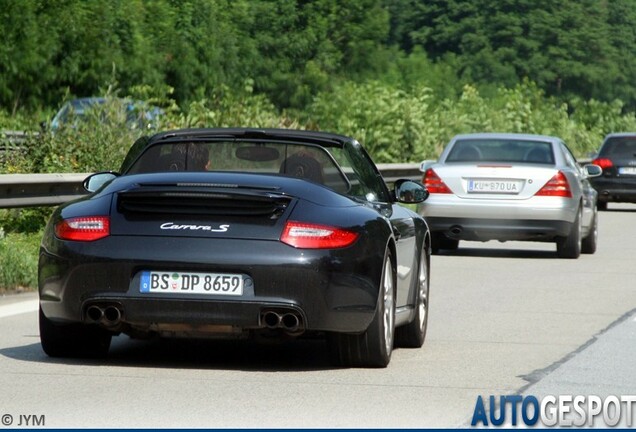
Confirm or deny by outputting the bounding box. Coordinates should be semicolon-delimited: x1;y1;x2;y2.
591;178;636;203
39;235;384;334
418;195;575;241
424;216;571;241
593;181;636;203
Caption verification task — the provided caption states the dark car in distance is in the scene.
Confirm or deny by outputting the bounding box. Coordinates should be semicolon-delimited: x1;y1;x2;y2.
47;97;162;132
38;128;432;367
591;133;636;210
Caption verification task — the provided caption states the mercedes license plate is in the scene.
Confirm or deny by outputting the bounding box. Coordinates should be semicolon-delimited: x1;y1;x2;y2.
467;179;521;194
140;271;243;295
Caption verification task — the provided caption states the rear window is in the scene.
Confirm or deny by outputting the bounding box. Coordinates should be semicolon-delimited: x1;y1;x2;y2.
124;139;391;202
599;137;636;158
446;139;555;164
125;140;352;193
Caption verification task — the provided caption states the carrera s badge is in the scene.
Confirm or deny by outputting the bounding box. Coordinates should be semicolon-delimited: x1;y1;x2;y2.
160;222;229;232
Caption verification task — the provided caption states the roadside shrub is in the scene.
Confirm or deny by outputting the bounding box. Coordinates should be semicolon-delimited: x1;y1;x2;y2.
0;208;52;233
307;81;437;163
24;98;148;174
173;82;287;129
0;230;40;292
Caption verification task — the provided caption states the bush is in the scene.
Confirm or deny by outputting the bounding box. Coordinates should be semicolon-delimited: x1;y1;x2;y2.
0;208;52;234
307;81;437;163
308;80;636;162
0;230;40;292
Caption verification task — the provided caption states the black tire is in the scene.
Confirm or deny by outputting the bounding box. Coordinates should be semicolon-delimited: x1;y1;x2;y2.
328;250;395;368
39;306;111;358
431;232;458;254
597;201;607;211
581;207;598;254
440;236;459;251
395;245;430;348
556;207;582;259
431;232;441;254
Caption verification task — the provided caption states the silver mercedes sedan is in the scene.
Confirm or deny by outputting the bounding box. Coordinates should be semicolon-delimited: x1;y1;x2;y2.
417;133;602;258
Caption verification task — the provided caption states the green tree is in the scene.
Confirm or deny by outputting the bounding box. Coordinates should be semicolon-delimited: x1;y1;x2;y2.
605;0;636;110
247;0;389;108
386;0;633;107
0;0;55;112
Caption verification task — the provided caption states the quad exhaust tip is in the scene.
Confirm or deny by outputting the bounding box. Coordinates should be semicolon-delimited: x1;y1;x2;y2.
261;310;303;334
86;304;123;327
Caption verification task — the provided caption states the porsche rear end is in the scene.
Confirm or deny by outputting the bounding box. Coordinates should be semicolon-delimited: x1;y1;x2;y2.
39;174;387;339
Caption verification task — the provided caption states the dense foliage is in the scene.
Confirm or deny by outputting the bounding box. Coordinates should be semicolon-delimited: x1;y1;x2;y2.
2;0;636;112
387;0;636;109
0;0;389;112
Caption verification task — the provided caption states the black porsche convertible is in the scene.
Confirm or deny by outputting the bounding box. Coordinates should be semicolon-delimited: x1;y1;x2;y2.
39;128;431;367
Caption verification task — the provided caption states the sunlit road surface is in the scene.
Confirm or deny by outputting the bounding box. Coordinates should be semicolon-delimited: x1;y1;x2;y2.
1;204;635;428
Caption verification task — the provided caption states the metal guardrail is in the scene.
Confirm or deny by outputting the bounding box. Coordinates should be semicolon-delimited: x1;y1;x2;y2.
0;159;596;209
0;164;423;209
0;130;36;163
1;130;35;144
376;163;423;183
0;173;91;208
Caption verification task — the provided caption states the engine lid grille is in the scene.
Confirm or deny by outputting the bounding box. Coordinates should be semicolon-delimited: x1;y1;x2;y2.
117;186;291;219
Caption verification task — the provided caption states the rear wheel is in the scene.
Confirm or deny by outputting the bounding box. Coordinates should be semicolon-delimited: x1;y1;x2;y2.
431;232;459;254
395;246;429;348
581;207;598;254
597;201;607;211
328;251;395;368
556;207;582;259
440;237;459;251
39;306;111;358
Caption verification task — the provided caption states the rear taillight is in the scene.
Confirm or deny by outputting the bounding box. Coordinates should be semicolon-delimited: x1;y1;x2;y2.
280;221;358;249
423;168;452;194
592;158;613;170
535;172;572;197
55;216;110;241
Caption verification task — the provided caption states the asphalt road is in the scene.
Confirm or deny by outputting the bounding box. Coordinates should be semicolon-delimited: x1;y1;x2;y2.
0;204;635;428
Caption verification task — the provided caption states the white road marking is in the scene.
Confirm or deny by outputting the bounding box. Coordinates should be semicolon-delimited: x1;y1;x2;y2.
0;299;38;319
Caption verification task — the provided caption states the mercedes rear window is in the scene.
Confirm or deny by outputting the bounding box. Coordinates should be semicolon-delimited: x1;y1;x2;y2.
446;139;555;164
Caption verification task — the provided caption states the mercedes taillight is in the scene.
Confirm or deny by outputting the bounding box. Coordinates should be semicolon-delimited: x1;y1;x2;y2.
535;172;572;198
423;168;452;194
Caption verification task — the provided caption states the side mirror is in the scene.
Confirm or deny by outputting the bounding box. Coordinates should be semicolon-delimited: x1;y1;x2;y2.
419;160;437;173
83;172;119;192
394;179;429;204
583;164;602;178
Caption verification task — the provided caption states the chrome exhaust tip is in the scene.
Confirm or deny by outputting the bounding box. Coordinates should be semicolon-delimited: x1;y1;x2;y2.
86;305;104;322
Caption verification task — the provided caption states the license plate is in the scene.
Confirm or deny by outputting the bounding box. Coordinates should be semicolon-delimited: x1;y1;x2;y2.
467;179;522;194
618;167;636;175
140;271;243;295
